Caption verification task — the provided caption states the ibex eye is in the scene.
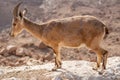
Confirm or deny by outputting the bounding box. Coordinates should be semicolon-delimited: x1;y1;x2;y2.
13;23;16;26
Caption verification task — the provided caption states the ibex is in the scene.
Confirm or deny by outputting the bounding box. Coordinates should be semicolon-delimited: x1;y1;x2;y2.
10;3;108;71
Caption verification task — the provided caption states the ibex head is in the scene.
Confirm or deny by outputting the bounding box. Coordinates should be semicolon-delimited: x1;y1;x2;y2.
10;2;27;37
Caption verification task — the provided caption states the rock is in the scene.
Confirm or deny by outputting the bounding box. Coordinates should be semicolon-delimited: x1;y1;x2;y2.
16;56;29;66
1;77;20;80
26;58;42;66
45;57;120;80
0;57;120;80
30;52;40;60
24;51;31;56
3;52;10;57
21;43;34;48
0;48;7;55
0;69;4;75
43;52;53;62
6;45;17;54
16;48;25;57
39;42;48;49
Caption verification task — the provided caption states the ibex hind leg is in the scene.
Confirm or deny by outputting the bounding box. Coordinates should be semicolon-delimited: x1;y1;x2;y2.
88;44;108;74
102;50;108;70
86;37;107;71
94;48;108;70
97;49;108;74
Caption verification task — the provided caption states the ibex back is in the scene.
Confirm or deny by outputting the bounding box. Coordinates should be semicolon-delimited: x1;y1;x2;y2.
10;3;108;71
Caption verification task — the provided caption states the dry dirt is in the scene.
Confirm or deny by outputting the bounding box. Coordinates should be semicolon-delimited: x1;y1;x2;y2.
0;0;120;80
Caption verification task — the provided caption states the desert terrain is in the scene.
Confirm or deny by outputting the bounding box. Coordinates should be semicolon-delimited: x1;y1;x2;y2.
0;0;120;80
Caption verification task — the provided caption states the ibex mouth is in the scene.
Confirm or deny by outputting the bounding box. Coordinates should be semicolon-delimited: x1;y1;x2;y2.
9;33;15;37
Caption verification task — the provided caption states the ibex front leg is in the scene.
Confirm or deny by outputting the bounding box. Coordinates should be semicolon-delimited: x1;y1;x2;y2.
52;46;62;71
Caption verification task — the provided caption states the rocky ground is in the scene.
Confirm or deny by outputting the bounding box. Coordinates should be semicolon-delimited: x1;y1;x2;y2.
0;0;120;80
0;57;120;80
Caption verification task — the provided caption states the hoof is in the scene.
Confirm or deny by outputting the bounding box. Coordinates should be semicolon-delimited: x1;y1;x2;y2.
98;71;103;75
92;67;98;71
98;70;105;75
52;68;57;71
52;66;61;71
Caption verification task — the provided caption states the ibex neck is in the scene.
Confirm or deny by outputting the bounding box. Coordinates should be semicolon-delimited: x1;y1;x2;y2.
23;18;45;39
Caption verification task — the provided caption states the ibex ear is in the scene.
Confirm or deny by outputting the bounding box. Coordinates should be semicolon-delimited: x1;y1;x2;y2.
22;8;27;16
18;11;23;19
13;2;22;18
18;8;27;19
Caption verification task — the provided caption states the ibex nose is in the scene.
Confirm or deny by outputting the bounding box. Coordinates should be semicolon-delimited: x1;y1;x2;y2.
9;32;15;37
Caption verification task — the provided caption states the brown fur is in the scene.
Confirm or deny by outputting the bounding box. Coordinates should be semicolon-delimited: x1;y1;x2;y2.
10;3;108;71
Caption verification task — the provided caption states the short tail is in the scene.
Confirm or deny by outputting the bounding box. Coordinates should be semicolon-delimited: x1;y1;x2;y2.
104;26;109;39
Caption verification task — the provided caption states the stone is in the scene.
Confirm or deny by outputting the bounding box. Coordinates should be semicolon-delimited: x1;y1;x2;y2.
16;48;25;57
6;45;17;53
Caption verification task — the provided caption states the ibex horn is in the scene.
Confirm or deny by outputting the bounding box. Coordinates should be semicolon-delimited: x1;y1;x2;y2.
13;2;22;17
